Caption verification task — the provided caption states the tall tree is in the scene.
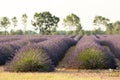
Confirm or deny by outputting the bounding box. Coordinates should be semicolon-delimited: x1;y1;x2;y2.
93;16;112;34
31;12;59;34
0;17;10;35
11;17;18;31
112;21;120;34
106;23;113;34
21;13;28;34
63;13;82;34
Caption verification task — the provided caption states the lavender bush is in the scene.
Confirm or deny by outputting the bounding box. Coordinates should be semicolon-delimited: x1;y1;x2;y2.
4;37;75;72
4;46;54;72
97;35;120;68
0;37;47;65
0;44;14;65
37;37;76;66
73;34;82;42
77;48;112;69
98;35;120;59
61;35;116;69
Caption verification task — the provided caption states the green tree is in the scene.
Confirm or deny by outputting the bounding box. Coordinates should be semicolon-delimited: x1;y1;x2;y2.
92;28;104;35
93;16;113;34
21;13;28;34
93;16;109;26
63;13;82;34
106;23;113;34
0;17;10;35
11;17;18;31
15;29;24;35
31;12;59;34
112;21;120;34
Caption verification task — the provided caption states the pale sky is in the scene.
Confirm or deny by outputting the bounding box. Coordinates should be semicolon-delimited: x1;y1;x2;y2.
0;0;120;31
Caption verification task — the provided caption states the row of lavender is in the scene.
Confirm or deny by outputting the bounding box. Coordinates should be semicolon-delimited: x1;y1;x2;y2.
0;36;48;65
0;35;78;65
4;36;77;72
96;35;120;59
96;35;120;68
4;34;120;72
0;35;69;43
58;35;118;69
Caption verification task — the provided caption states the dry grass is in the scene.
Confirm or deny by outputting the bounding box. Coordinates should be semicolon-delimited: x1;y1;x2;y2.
0;66;120;80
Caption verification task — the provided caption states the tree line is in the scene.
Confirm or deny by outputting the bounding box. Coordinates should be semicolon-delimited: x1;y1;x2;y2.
0;11;120;35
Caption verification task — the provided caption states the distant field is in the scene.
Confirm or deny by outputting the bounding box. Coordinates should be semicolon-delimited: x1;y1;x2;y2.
0;66;120;80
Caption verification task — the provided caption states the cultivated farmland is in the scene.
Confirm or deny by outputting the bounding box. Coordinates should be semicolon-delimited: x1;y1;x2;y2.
0;35;120;80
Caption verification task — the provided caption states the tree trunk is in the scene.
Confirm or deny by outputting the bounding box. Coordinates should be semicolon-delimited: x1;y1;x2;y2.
5;28;7;36
24;24;26;35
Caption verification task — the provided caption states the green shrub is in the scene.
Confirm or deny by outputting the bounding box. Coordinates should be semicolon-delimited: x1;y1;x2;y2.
77;48;110;69
5;47;54;72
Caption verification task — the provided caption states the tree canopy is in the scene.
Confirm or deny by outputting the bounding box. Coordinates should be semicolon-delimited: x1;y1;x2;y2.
1;12;120;35
31;11;59;34
93;16;113;34
93;16;110;26
11;17;18;31
0;17;10;35
63;13;82;34
112;21;120;34
21;13;28;34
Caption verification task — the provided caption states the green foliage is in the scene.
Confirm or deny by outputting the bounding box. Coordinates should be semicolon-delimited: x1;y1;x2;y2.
93;16;114;35
112;21;120;34
56;31;66;35
106;23;113;34
10;29;23;35
76;24;82;34
77;48;109;69
10;30;37;35
10;29;15;35
11;17;18;31
31;11;59;35
15;30;24;35
5;48;54;72
26;30;37;35
0;17;10;35
93;16;109;26
21;13;28;34
0;31;9;35
63;13;82;34
79;30;85;35
83;30;92;35
105;21;120;34
66;31;75;35
92;28;105;35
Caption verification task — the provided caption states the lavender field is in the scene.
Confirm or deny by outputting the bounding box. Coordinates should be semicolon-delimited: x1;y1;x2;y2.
0;34;120;72
0;35;120;80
